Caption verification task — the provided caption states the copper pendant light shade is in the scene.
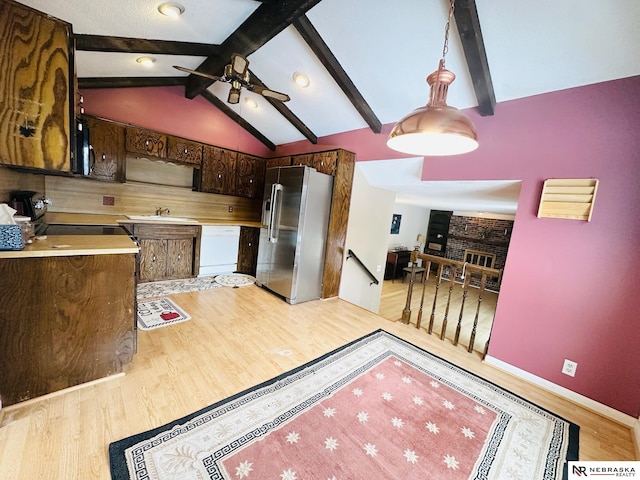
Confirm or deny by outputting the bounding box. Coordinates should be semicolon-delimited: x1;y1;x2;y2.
387;0;478;156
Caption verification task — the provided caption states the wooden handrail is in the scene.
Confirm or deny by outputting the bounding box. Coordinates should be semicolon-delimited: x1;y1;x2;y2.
346;249;379;286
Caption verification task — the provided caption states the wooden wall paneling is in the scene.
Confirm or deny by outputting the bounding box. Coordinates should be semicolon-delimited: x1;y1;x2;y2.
44;175;262;222
0;166;45;203
0;253;136;406
200;146;237;194
322;149;355;298
0;1;72;172
85;116;125;182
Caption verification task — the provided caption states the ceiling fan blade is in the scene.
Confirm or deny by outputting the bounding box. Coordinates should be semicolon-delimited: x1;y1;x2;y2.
228;87;241;104
173;65;223;82
251;85;290;102
230;54;248;76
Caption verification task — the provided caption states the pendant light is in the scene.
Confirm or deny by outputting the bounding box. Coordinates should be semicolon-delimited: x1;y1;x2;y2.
387;0;478;156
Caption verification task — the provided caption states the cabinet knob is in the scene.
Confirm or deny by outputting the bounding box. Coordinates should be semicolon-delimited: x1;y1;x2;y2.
218;174;222;178
102;154;106;160
184;148;188;154
178;254;182;261
145;140;149;146
248;242;252;247
152;255;156;262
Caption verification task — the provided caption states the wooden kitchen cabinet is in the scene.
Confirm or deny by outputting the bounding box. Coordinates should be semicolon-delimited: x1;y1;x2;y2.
132;223;202;282
292;151;338;175
167;135;203;167
237;226;260;276
0;252;136;406
236;153;265;199
125;127;168;158
0;0;72;172
86;116;125;182
200;146;237;194
265;156;292;169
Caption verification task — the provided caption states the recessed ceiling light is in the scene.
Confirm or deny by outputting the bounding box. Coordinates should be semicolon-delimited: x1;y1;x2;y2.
244;97;258;109
136;56;156;67
293;72;310;88
158;2;185;18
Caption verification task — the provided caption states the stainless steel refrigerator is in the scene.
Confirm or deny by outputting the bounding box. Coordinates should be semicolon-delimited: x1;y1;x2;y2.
256;165;334;304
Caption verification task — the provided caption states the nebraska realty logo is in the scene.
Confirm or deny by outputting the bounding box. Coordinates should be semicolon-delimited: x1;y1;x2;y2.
569;462;640;478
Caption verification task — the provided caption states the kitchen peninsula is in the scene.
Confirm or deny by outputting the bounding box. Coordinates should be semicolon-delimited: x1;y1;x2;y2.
0;233;139;406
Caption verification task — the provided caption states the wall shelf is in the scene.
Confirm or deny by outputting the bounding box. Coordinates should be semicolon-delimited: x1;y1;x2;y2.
448;235;509;246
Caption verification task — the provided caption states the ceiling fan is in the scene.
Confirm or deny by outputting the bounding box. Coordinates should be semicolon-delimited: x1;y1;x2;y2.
174;54;290;104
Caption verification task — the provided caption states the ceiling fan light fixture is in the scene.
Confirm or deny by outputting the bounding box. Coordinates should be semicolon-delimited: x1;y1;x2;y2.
158;2;185;18
387;0;478;156
293;72;310;88
136;56;156;67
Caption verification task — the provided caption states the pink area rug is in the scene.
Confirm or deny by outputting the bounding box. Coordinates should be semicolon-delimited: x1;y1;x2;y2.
109;330;578;479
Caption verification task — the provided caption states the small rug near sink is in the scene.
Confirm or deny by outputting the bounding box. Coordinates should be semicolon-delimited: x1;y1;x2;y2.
214;273;256;288
136;276;221;299
136;298;191;330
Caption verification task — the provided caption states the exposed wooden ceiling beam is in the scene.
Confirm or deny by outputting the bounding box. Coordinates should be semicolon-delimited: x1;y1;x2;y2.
453;0;496;116
293;15;382;134
200;90;276;151
185;0;322;99
75;34;219;56
78;77;186;89
249;71;317;144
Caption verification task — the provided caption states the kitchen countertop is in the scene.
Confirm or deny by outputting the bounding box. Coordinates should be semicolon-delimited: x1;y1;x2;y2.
0;234;139;259
44;212;262;228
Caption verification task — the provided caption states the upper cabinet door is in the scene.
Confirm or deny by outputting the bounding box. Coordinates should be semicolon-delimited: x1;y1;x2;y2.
86;116;125;182
200;146;237;195
125;127;167;158
291;151;337;175
0;1;72;172
167;135;203;166
236;154;265;199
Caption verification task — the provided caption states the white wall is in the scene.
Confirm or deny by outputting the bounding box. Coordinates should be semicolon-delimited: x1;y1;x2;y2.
387;203;431;252
338;166;395;313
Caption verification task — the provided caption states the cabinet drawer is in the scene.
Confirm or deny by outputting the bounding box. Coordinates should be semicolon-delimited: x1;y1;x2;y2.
134;224;200;238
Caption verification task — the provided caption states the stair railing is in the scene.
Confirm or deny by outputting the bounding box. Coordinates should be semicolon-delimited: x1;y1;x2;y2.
346;249;380;286
402;251;501;356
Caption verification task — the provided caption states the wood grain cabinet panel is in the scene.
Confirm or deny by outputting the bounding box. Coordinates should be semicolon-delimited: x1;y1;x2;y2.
200;146;237;194
265;156;292;169
0;253;136;406
292;151;337;175
237;226;259;276
236;154;265;199
167;135;203;166
86;116;125;182
133;224;201;282
0;0;72;171
125;127;168;158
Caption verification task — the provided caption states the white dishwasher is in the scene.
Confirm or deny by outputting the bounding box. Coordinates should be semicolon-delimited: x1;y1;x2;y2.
199;226;241;276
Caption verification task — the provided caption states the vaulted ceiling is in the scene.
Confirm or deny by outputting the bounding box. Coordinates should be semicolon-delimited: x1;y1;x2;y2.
14;0;640;213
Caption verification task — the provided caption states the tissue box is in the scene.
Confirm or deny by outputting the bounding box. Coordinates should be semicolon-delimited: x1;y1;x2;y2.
0;225;24;250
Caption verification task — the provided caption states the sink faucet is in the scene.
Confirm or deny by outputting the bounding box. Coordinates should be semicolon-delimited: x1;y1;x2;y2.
155;207;170;216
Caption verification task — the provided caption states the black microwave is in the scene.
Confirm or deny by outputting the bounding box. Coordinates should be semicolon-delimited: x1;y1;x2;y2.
72;117;93;175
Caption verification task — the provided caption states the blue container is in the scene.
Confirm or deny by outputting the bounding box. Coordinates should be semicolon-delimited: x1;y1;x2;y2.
0;225;24;250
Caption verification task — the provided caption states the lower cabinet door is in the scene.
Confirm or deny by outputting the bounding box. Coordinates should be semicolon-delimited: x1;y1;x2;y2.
139;238;168;281
167;239;193;279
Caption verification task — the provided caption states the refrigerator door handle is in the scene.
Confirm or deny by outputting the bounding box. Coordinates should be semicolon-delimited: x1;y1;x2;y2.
268;183;283;243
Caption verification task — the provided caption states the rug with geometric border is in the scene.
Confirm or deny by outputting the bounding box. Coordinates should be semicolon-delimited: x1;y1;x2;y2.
109;329;579;480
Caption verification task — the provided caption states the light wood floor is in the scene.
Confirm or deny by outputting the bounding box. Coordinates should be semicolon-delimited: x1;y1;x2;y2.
0;285;635;479
379;275;498;354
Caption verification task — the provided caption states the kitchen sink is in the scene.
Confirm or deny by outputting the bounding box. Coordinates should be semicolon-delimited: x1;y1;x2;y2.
124;215;197;223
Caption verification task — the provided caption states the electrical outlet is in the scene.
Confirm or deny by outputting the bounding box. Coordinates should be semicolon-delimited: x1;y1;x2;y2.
562;359;577;377
102;196;115;206
376;265;382;272
228;205;234;213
